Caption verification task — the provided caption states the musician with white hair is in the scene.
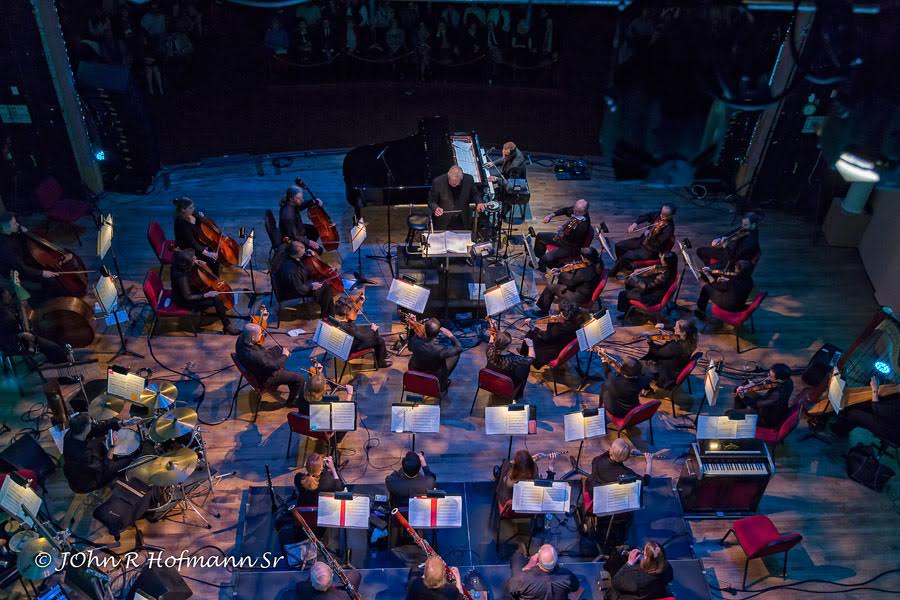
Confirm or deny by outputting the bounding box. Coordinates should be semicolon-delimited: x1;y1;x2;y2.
295;560;362;598
505;543;581;600
428;165;485;232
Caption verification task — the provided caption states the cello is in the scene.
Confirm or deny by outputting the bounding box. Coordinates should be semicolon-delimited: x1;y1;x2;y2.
21;230;89;296
11;271;95;348
195;212;241;266
190;261;236;310
294;178;340;251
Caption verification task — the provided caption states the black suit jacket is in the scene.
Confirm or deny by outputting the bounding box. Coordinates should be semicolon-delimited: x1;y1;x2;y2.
706;272;754;311
558;264;603;302
645;338;692;389
626;265;677;306
585;452;650;500
728;229;760;264
428;173;480;230
609;562;674;600
278;200;316;243
530;316;581;366
171;264;205;305
294;569;361;599
504;551;581;600
551;206;592;251
635;211;674;254
275;255;315;299
62;418;122;493
745;379;794;429
0;232;43;282
385;466;437;508
235;336;287;385
602;369;650;419
409;335;463;380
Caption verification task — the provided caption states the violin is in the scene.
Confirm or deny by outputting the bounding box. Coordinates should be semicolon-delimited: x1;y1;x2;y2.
295;178;339;251
700;267;737;284
548;258;590;277
641;216;669;243
252;304;269;342
531;314;566;327
301;251;345;295
20;230;89;296
713;226;750;248
195;212;241;266
735;377;781;396
593;346;626;375
487;316;498;338
341;290;366;322
554;216;580;242
403;313;427;338
190;260;235;310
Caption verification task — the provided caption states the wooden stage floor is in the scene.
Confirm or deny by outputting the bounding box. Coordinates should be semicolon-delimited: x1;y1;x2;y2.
2;151;898;599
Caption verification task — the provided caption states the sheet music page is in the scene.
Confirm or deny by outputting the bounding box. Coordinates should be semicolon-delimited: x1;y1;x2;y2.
484;406;507;435
681;245;700;282
317;494;370;529
483;287;505;317
239;234;254;269
563;411;585;442
468;282;486;301
107;369;146;402
387;279;430;314
523;235;539;269
695;415;718;439
434;496;462;527
390;405;410;433
506;406;529;435
0;475;41;526
313;321;354;361
584;412;606;439
446;231;473;254
309;403;331;432
511;481;544;513
705;368;720;406
828;370;846;413
409;404;441;433
577;312;615;351
97;216;113;260
542;482;571;513
50;425;67;453
409;496;463;528
499;279;521;310
732;414;758;437
596;228;616;261
95;276;119;313
350;222;367;253
329;402;356;431
592;481;641;516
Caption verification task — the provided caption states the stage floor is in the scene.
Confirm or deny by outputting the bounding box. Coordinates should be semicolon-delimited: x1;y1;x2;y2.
2;150;898;599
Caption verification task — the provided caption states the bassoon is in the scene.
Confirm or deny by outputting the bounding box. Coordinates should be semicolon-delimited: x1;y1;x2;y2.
291;509;362;600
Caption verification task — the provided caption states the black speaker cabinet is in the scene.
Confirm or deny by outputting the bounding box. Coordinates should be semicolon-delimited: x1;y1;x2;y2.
127;565;192;600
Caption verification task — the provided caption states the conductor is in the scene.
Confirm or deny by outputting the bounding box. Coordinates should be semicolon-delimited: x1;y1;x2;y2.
429;166;485;232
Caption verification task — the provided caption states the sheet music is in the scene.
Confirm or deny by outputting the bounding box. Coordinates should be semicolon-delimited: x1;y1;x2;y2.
107;369;146;402
387;279;430;314
309;403;331;432
391;404;441;433
330;402;357;431
679;242;700;282
467;283;486;301
409;496;463;528
95;276;119;313
523;235;540;269
425;231;472;256
239;234;254;269
350;221;367;253
485;280;521;316
828;369;846;413
450;136;482;183
317;494;370;529
97;215;113;260
313;321;354;361
50;425;67;453
512;481;571;513
506;406;529;435
696;415;758;439
577;312;615;351
592;481;642;516
484;405;530;435
705;367;720;406
0;475;42;526
563;410;606;442
595;226;616;262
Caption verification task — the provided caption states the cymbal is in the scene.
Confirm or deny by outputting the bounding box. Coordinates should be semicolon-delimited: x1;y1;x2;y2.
89;393;126;420
140;381;178;410
8;529;38;553
148;407;198;443
128;447;199;486
17;537;61;580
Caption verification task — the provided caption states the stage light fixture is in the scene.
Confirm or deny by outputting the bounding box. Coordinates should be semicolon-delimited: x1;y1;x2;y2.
874;361;891;375
94;149;106;161
835;152;880;183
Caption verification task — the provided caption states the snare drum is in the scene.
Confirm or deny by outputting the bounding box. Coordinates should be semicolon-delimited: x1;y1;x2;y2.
111;428;141;457
484;200;502;215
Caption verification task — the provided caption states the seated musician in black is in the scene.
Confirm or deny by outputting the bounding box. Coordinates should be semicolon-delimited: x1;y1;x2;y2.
428;165;485;232
407;556;467;600
693;259;754;321
172;197;219;274
534;198;592;271
609;204;676;277
486;141;527;186
0;286;67;363
278;184;324;252
534;247;605;317
409;318;464;395
171;249;239;335
294;453;342;507
525;299;586;369
273;241;335;318
616;251;678;315
585;438;653;549
0;212;70;298
505;543;581;600
732;363;793;429
696;212;760;270
296;561;362;599
235;322;305;406
62;413;142;493
385;451;437;509
602;357;651;419
496;449;556;507
487;332;534;399
606;541;674;600
831;377;900;444
642;319;699;389
333;295;392;369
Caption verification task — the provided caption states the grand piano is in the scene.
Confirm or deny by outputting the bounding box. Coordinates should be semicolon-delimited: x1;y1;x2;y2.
342;115;494;212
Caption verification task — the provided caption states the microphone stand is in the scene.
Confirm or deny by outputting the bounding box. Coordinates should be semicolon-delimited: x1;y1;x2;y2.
367;146;396;278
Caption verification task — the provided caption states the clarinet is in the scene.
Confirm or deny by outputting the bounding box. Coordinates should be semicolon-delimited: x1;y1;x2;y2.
265;465;278;514
291;509;362;600
390;509;475;600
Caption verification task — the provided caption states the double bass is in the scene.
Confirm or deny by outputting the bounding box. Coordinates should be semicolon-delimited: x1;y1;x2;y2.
11;271;95;348
195;213;241;266
294;178;340;251
21;230;89;296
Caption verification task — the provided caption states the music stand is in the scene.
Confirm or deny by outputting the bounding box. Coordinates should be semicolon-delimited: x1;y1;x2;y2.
310;398;357;460
592;476;642;556
238;229;266;308
485;403;537;460
349;218;374;285
519;233;540;303
391;395;440;452
673;239;701;308
561;408;607;479
366;149;396;278
576;311;616;390
97;214;134;309
484;276;521;323
96;275;143;360
318;491;369;563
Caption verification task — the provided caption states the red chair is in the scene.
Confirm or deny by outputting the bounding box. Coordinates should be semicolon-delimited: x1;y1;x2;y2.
711;291;767;354
142;270;196;338
334;348;377;383
658;352;703;417
624;275;681;323
286;412;334;460
470;368;521;415
546;338;581;397
401;371;442;402
606;400;662;445
581;271;609;309
708;249;761;268
231;352;289;423
755;405;801;457
35;176;92;244
495;497;537;554
544;228;595;264
147;220;177;274
630;237;675;269
720;515;803;590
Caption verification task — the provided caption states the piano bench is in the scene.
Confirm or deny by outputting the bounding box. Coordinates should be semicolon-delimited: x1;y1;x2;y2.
405;213;431;248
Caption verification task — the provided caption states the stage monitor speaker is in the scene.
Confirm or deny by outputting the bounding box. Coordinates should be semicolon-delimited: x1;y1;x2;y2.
0;433;56;482
127;565;192;600
77;62;159;193
802;343;844;387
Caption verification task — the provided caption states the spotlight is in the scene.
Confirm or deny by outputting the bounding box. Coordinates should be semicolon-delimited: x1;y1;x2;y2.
94;149;106;161
874;361;891;375
835;151;880;183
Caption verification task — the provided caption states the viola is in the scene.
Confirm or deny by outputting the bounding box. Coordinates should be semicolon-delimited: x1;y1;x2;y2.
295;178;340;251
21;230;88;296
403;313;426;338
190;261;235;310
301;253;344;295
342;290;366;321
195;213;241;266
252;304;269;342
